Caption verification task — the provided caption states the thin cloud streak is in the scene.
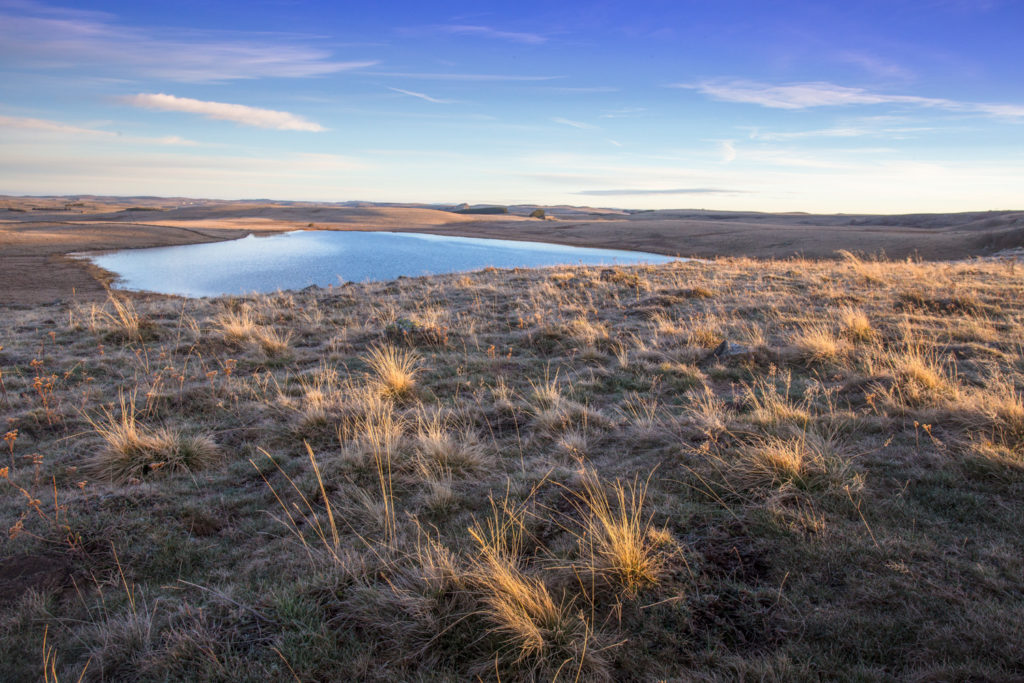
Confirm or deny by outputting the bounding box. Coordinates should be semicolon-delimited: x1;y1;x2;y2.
0;6;375;82
575;188;744;196
552;117;599;130
837;51;915;80
748;125;941;141
122;94;325;131
720;141;737;163
434;24;546;44
0;114;199;145
676;80;1024;119
368;71;561;82
387;87;454;104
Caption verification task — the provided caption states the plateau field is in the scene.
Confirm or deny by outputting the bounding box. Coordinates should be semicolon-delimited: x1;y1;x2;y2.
1;196;1022;679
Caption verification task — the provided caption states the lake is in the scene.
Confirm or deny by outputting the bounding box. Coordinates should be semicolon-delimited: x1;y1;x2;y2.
83;230;679;297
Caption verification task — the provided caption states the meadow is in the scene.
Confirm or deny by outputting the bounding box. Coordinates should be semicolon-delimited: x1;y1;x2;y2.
1;252;1023;680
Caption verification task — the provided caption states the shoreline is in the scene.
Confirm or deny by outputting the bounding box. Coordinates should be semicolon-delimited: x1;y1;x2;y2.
2;201;1021;304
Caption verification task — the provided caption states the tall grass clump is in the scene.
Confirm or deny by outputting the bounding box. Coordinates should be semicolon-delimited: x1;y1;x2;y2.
793;321;849;365
213;307;259;345
413;409;485;473
570;469;670;597
89;291;148;342
86;393;219;482
254;443;347;565
467;499;607;680
366;344;421;399
729;431;858;494
214;307;291;357
839;306;874;342
882;343;960;408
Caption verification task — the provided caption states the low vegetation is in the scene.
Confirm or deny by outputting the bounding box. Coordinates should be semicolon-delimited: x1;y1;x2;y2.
1;254;1023;679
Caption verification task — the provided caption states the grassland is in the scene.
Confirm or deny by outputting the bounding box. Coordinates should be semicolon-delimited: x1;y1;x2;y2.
1;253;1023;680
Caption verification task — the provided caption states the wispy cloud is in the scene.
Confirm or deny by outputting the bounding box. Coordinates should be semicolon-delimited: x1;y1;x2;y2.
0;147;367;198
0;113;198;145
747;125;940;141
720;141;737;163
837;52;914;80
574;188;743;196
600;107;645;118
552;117;599;130
545;86;620;94
676;79;1024;119
369;71;561;82
677;80;946;109
121;94;325;131
0;4;375;82
422;24;546;44
0;114;112;137
387;87;453;104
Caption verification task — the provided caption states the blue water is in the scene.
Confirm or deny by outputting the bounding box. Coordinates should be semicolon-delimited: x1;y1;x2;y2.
86;230;678;297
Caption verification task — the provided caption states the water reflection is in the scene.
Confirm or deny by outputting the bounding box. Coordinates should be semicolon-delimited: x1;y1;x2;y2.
86;230;678;297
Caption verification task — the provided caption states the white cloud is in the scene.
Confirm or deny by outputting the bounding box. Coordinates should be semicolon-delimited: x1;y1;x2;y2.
720;140;737;163
122;94;325;132
368;71;561;82
0;114;109;137
387;87;453;104
747;125;941;141
0;5;375;83
552;117;599;130
0;113;198;145
676;79;1024;120
678;80;946;109
974;103;1024;118
837;52;914;80
546;86;620;94
431;24;546;44
0;146;367;199
600;107;645;118
574;188;742;196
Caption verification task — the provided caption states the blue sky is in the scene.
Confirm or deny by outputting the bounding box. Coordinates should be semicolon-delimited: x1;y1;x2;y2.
1;0;1022;212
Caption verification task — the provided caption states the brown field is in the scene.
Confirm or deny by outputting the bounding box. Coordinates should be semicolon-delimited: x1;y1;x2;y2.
2;194;1022;304
1;234;1023;678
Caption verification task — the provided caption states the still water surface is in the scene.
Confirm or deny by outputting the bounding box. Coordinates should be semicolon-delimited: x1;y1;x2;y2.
87;230;678;297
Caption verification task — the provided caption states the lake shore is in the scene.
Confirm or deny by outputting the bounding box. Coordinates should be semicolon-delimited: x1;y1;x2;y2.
3;196;1022;304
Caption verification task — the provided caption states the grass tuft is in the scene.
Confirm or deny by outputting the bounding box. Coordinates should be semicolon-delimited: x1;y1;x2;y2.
86;393;219;482
571;469;669;597
366;344;421;399
468;498;607;680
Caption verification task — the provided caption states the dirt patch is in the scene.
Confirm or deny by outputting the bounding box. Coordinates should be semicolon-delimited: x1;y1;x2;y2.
0;554;72;605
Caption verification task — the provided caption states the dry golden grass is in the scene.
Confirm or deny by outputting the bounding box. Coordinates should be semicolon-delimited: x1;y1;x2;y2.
213;307;258;344
734;431;853;492
467;499;607;680
86;291;148;342
881;342;960;408
4;253;1024;680
794;321;850;364
86;393;219;482
743;370;811;429
366;343;420;399
413;409;485;473
570;469;669;597
839;306;874;342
